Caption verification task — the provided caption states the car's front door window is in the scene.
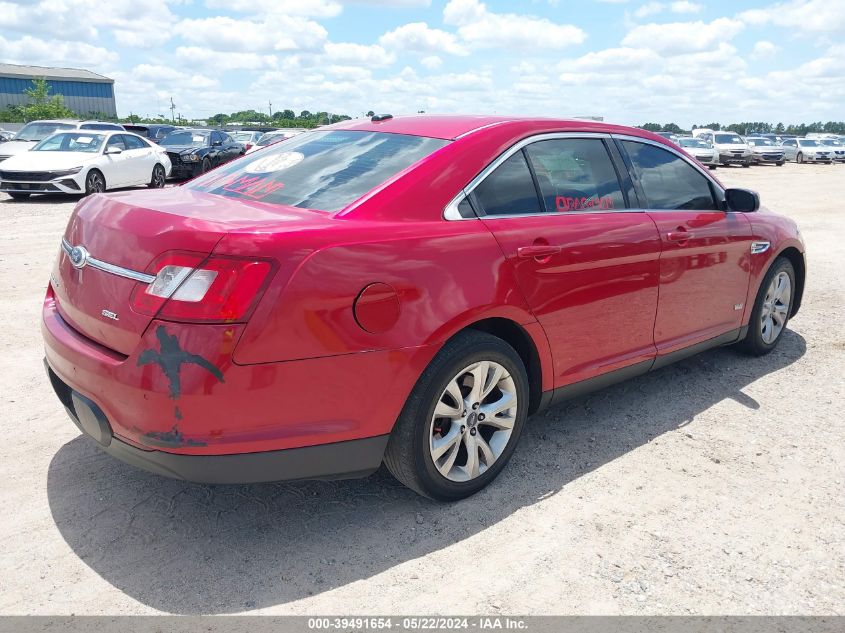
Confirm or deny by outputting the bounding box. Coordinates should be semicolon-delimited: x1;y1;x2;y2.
620;141;717;211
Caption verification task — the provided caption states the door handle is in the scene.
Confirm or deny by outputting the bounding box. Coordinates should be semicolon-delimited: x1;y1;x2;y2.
517;245;561;259
667;230;694;242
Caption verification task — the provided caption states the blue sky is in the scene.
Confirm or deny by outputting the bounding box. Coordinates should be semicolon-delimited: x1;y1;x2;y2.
2;0;843;125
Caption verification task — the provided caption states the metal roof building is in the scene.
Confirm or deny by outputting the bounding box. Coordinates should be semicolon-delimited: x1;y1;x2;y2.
0;63;116;118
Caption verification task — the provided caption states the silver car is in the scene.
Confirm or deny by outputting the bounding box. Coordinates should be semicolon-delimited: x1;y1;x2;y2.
712;132;753;167
745;137;786;166
780;138;834;164
817;137;845;163
677;136;719;169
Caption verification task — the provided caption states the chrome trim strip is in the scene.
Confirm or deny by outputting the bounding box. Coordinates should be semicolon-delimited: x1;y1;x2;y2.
61;238;156;284
751;240;771;255
452;120;515;140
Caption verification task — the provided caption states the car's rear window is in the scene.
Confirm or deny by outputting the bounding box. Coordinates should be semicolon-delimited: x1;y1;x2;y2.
186;130;449;212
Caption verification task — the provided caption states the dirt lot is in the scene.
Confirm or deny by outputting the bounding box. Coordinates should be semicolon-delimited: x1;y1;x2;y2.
0;163;842;615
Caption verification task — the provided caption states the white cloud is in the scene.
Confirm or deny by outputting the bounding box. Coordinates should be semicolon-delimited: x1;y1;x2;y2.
740;0;845;35
379;22;468;55
324;42;395;67
174;47;278;71
204;0;342;17
670;1;702;14
0;34;119;69
420;55;443;69
622;17;744;55
444;0;586;50
751;40;780;60
178;16;327;52
634;2;663;18
0;0;175;47
132;64;220;90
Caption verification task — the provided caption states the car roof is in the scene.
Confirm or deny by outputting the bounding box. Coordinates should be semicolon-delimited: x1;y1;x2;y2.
326;114;646;141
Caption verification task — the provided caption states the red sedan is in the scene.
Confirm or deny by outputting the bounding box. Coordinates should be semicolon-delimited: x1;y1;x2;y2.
42;115;805;500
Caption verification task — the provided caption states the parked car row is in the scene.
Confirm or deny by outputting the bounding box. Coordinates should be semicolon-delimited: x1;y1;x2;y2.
0;119;275;199
656;128;845;167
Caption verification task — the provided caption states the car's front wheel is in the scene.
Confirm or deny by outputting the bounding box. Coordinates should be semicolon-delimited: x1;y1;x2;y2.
384;330;529;500
84;170;105;195
148;164;166;188
736;256;795;356
797;153;804;164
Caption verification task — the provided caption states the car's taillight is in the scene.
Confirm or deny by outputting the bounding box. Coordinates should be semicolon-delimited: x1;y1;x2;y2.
131;252;274;323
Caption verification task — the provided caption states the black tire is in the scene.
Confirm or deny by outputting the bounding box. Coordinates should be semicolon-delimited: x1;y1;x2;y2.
384;330;529;501
736;257;795;356
777;161;784;166
708;165;717;170
84;169;105;195
201;158;211;174
8;192;30;200
148;163;166;188
797;153;804;164
742;160;751;168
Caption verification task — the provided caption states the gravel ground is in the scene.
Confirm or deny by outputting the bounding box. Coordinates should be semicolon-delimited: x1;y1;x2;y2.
0;163;842;615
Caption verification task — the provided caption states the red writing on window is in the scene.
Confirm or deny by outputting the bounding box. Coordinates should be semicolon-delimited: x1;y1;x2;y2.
556;195;615;212
222;175;285;199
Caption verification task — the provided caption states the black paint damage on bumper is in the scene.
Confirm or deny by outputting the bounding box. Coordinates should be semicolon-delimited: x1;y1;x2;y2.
44;359;389;484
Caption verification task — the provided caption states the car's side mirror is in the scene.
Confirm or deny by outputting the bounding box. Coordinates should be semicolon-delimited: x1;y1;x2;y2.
105;146;122;155
725;188;760;213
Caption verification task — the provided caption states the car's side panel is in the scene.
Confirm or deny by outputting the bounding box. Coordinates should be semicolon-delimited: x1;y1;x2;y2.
648;210;753;354
227;220;544;368
482;212;662;388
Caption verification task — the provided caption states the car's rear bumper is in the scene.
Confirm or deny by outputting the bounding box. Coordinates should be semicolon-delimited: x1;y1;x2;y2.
45;359;388;483
42;290;438;481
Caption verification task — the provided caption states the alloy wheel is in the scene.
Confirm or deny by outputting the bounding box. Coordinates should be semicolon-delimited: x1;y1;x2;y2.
152;165;166;188
760;271;791;344
87;172;104;193
429;360;518;482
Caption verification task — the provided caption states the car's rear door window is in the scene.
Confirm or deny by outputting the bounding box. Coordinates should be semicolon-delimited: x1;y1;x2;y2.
620;141;717;211
472;151;542;216
524;139;625;212
189;130;448;212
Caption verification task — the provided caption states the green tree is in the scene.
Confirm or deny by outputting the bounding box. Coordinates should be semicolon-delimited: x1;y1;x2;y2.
366;110;375;117
21;78;76;121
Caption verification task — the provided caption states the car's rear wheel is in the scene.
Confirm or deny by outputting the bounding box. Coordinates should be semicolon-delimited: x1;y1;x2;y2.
8;192;30;200
148;164;166;188
384;330;529;501
736;257;795;356
84;170;105;195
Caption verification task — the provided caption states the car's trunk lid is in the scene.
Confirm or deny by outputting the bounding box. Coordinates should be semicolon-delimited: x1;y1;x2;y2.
53;187;331;355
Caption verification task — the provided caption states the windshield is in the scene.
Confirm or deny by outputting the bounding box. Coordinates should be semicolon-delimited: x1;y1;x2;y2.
679;138;709;148
715;134;744;144
820;139;842;146
748;138;774;146
160;130;209;147
232;132;257;142
14;122;76;142
32;132;105;153
187;130;449;212
798;139;818;147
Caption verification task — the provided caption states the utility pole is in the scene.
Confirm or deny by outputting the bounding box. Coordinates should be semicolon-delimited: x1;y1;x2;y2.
268;101;273;118
170;97;176;123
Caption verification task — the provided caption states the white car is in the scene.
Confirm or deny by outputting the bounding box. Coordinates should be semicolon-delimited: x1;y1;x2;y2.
712;132;753;167
230;130;264;151
0;119;125;164
0;130;171;199
779;138;834;164
676;136;719;169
